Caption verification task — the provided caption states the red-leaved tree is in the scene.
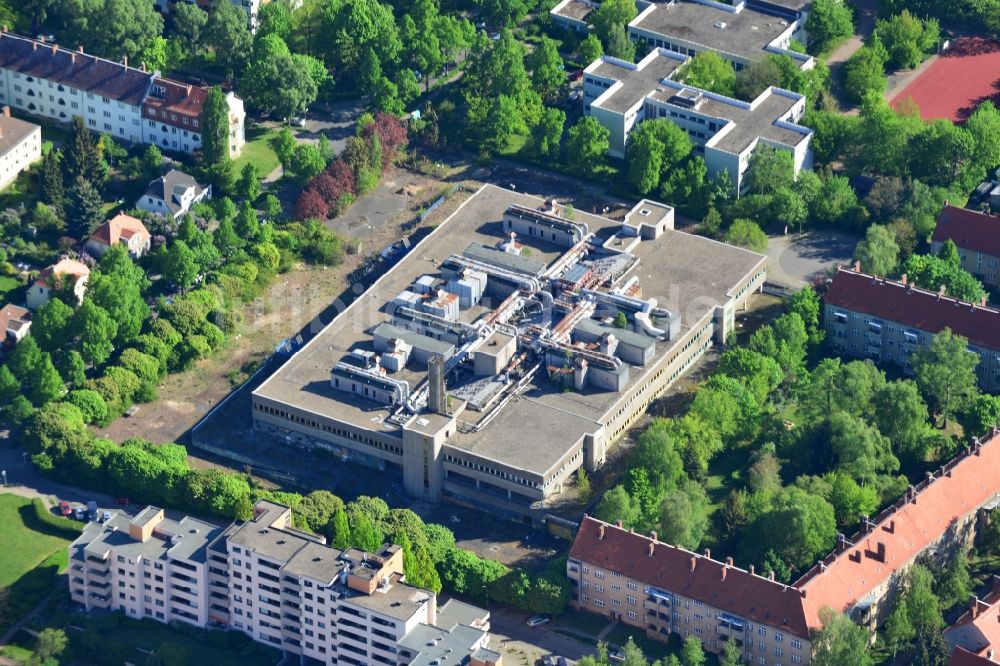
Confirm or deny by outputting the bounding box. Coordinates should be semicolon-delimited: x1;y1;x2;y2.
293;188;330;220
365;113;408;171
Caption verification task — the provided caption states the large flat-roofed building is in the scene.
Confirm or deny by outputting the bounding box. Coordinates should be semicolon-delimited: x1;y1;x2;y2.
583;49;813;192
569;428;1000;664
931;205;1000;289
824;267;1000;393
628;0;813;71
252;185;766;522
69;500;495;666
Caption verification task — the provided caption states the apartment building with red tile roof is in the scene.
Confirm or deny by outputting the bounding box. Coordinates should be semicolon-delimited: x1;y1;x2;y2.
568;516;814;664
945;577;1000;664
824;267;1000;392
932;206;1000;289
569;429;1000;663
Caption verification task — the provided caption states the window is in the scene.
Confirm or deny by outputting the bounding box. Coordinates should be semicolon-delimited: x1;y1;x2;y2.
594;598;605;608
759;627;767;637
791;656;802;664
775;633;783;643
790;640;802;649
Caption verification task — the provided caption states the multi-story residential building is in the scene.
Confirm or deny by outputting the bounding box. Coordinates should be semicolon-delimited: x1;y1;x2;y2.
154;0;266;34
137;169;211;219
248;185;767;523
944;576;1000;665
568;516;814;664
824;267;1000;393
582;49;813;192
0;106;40;189
69;501;496;666
85;213;151;259
26;257;90;310
628;0;813;71
570;428;1000;663
931;205;1000;290
0;31;245;157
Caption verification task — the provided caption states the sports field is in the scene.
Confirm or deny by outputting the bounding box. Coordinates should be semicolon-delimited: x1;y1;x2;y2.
891;37;1000;122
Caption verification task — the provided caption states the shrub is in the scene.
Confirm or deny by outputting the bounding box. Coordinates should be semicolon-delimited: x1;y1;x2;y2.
67;389;109;425
30;497;84;537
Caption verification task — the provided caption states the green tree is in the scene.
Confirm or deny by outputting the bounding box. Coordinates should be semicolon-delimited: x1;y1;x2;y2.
916;626;950;666
906;564;944;635
658;480;710;550
33;628;68;664
626;120;693;195
606;24;635;61
291;143;327;184
201;87;231;166
29;353;66;406
811;606;873;666
68;0;164;61
566;116;609;177
959;393;1000;438
67;389;109;425
527;36;567;102
596;484;639;527
171;3;209;60
531;106;565;159
725;219;768;253
161;240;199;291
965;100;1000;176
747;144;794;195
876;10;933;69
677;51;736;96
349;511;384;552
88;271;149;347
883;595;915;660
58;350;87;388
590;0;637;42
843;45;887;104
31;298;74;353
39;149;64;212
902;253;986;303
66;178;104;240
238;162;261;203
680;636;706;666
935;550;972;611
258;1;292;41
790;285;824;345
806;0;854;53
718;639;742;666
64;116;106;187
748;487;836;570
331;505;351;549
72;299;118;367
874;380;932;468
911;328;980;427
273;128;297;172
579;34;603;63
909;119;974;186
325;0;402;75
853;224;899;276
204;0;253;79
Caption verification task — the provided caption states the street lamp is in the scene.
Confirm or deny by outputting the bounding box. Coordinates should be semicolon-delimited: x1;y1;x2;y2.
2;469;7;486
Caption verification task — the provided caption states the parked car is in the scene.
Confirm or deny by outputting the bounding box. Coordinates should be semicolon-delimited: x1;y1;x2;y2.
115;497;131;506
101;510;112;523
87;500;98;521
527;615;550;627
73;506;87;520
570;69;584;81
287;116;307;128
59;500;72;516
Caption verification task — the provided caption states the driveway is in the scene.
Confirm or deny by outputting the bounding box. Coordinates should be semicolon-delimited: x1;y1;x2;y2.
766;231;857;288
489;607;595;664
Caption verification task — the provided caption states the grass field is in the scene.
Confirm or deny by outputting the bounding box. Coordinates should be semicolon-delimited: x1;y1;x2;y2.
0;274;20;303
0;494;73;634
233;125;280;176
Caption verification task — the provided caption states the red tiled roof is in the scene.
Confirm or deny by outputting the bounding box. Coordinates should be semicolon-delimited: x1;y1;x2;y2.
825;268;1000;351
797;429;1000;629
569;516;812;638
950;646;997;666
933;206;1000;258
89;213;149;247
143;77;207;129
34;257;90;287
945;583;1000;660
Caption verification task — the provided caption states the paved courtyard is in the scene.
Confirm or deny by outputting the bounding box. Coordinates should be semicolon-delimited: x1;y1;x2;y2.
766;231;858;288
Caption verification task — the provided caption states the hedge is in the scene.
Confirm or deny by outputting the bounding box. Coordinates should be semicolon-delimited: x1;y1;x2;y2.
31;497;85;538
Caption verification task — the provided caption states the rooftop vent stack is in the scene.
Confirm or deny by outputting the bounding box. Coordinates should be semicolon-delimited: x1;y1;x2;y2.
704;548;711;559
615;520;623;528
901;273;907;285
650;530;658;542
768;571;775;581
854;260;861;272
749;565;755;575
428;354;447;415
648;542;655;557
50;44;57;55
690;557;696;572
971;594;981;619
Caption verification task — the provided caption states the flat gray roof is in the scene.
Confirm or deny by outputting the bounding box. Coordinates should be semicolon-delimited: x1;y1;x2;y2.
254;185;765;479
283;540;343;584
652;83;808;153
553;0;597;21
575;317;656;350
372;322;455;355
72;511;225;565
632;1;791;62
590;54;685;114
342;576;434;620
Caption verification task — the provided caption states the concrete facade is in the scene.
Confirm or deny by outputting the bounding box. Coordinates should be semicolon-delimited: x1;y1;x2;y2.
69;501;495;666
0;106;39;189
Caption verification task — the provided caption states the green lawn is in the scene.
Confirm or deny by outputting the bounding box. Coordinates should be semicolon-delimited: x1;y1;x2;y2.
0;494;73;634
233;125;281;176
112;624;280;666
0;274;20;303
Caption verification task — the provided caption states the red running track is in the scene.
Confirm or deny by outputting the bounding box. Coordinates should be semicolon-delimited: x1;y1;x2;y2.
890;37;1000;122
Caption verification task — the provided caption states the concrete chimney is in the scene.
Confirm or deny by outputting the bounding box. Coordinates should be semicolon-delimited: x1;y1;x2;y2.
768;571;775;581
749;565;755;575
690;557;696;572
428;355;447;415
721;566;728;581
50;44;57;55
971;594;981;619
123;55;128;68
854;260;861;272
78;46;84;53
1;106;9;118
650;531;658;542
704;548;711;560
615;520;622;528
901;273;907;285
648;542;654;557
598;524;605;540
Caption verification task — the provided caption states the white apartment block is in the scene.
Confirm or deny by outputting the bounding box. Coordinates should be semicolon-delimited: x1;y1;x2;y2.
0;31;245;157
70;501;496;666
628;0;813;71
583;49;813;193
0;106;40;189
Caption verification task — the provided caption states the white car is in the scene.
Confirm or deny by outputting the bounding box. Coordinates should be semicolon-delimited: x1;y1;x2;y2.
288;116;307;128
526;615;550;627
